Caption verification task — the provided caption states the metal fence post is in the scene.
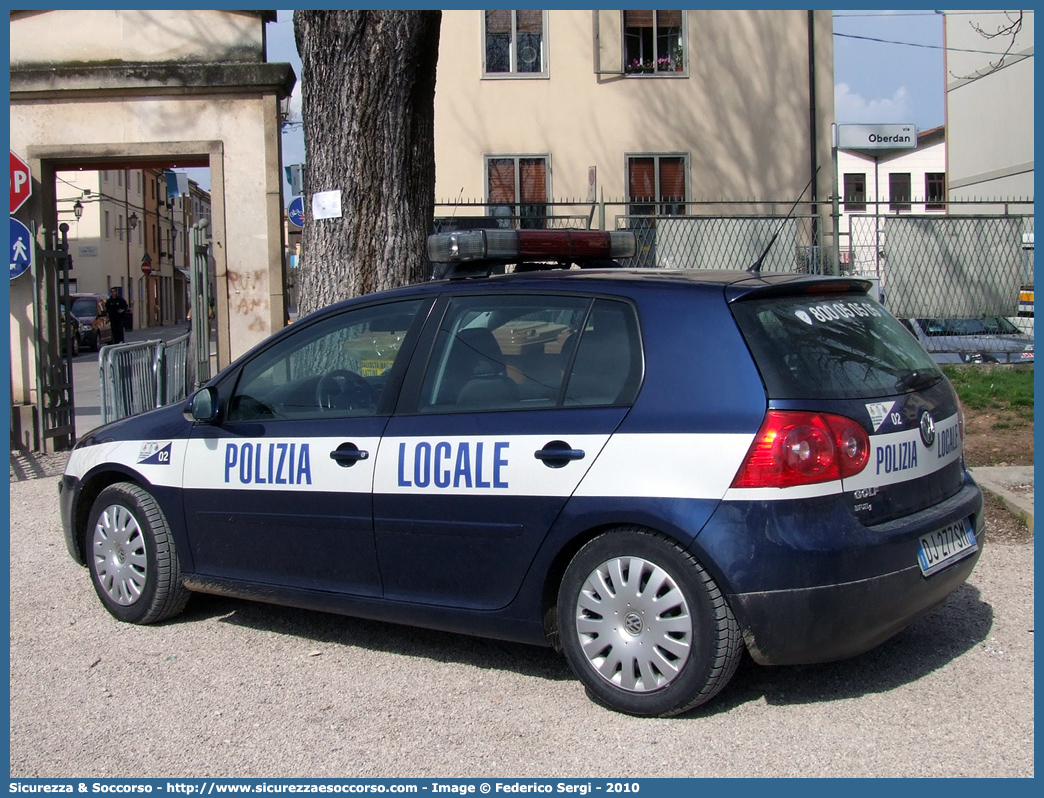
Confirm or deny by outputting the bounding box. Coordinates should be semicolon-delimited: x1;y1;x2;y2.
153;342;166;409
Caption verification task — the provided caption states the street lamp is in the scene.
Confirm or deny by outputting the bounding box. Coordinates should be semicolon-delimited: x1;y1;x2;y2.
114;212;140;330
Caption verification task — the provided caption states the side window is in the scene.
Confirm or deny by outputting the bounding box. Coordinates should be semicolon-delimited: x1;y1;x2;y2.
226;300;424;422
564;300;643;407
420;295;589;412
417;295;642;413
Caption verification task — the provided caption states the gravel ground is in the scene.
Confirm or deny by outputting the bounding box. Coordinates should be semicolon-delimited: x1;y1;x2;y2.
9;463;1034;779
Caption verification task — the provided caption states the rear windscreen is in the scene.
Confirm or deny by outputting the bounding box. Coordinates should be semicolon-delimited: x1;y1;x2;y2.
731;293;943;400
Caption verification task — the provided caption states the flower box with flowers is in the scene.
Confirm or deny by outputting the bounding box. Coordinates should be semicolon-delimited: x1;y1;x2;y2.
625;57;683;75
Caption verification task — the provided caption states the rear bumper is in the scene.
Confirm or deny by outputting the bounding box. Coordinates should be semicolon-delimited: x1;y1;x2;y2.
732;538;982;665
695;474;985;666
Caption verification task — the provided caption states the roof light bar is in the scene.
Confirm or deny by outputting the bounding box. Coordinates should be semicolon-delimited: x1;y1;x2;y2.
427;229;636;264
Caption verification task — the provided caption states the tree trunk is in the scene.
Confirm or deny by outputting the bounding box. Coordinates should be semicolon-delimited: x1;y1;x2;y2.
293;10;441;315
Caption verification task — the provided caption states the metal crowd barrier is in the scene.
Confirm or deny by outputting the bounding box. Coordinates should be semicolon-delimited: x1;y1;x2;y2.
99;334;190;425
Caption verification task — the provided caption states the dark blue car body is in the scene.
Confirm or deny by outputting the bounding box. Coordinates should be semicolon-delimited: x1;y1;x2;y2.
60;261;984;715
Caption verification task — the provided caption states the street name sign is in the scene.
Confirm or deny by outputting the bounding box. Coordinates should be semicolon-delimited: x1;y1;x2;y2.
836;124;917;150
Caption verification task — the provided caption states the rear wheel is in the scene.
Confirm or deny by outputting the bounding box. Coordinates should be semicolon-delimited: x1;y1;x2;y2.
557;527;742;716
86;483;190;624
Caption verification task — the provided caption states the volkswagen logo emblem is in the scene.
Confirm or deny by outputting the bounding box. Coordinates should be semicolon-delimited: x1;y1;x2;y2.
919;410;936;448
623;612;644;636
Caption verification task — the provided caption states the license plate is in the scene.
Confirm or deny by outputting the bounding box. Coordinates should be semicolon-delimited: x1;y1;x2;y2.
918;518;978;577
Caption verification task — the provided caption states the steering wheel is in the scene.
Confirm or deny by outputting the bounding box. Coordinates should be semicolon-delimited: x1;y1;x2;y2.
315;369;378;411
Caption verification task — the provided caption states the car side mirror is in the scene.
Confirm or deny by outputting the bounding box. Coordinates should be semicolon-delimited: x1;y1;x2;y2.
185;386;219;423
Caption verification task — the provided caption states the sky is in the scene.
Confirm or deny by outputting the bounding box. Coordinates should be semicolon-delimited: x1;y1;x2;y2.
192;9;953;197
832;9;946;130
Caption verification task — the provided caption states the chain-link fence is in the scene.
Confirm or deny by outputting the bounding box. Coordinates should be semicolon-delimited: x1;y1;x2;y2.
434;199;834;273
847;213;1033;319
433;198;1034;322
610;214;826;272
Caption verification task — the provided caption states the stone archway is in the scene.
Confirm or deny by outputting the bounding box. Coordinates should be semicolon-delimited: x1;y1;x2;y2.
9;10;295;448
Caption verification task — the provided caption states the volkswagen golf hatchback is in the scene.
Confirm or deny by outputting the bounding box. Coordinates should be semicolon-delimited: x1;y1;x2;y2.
60;229;984;716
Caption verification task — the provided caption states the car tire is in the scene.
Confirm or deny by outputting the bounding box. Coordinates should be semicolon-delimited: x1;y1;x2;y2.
85;483;190;624
557;527;742;717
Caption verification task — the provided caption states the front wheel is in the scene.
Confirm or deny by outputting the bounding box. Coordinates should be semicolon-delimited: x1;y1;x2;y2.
85;483;190;624
557;527;742;716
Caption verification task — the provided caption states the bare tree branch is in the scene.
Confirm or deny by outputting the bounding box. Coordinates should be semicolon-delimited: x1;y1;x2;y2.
950;11;1025;80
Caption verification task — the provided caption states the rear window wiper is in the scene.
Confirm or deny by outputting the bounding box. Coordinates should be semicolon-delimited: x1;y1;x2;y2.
895;369;942;392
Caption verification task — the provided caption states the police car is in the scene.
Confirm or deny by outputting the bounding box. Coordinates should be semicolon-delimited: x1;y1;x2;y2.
60;229;984;717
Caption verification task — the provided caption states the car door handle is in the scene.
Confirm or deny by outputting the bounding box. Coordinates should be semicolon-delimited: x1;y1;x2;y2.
534;441;585;469
330;443;369;467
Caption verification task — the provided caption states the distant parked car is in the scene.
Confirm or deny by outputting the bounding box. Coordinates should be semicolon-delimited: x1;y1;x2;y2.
902;317;1034;365
65;293;112;352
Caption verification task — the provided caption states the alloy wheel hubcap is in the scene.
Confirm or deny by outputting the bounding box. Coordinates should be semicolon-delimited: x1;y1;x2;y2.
92;504;148;606
574;555;692;692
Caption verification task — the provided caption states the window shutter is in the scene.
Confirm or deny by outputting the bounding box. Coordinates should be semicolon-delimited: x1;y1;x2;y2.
628;158;656;200
517;10;542;34
486;9;511;35
520;159;547;203
624;10;654;28
659;158;686;201
488;159;516;204
657;10;682;28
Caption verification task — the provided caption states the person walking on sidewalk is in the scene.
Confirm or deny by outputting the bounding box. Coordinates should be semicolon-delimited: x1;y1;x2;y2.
105;288;129;345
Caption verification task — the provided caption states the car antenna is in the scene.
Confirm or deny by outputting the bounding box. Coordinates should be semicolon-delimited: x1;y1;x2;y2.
748;167;819;275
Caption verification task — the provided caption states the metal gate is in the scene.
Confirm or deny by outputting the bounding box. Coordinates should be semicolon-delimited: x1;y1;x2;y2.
32;223;77;451
188;218;213;389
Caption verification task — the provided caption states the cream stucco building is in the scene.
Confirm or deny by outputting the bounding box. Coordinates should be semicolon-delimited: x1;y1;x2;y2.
434;10;835;223
944;9;1034;200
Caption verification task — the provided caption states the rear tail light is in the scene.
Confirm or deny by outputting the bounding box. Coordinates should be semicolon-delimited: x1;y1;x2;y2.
731;410;870;489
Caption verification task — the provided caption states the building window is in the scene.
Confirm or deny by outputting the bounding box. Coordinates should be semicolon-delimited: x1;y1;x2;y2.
483;10;547;76
843;173;867;212
117;214;124;242
627;155;687;216
624;10;685;74
889;173;911;213
925;172;946;211
486;156;549;228
104;211;110;239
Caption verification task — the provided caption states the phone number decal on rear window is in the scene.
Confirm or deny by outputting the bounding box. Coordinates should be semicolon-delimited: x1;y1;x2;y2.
796;301;883;325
